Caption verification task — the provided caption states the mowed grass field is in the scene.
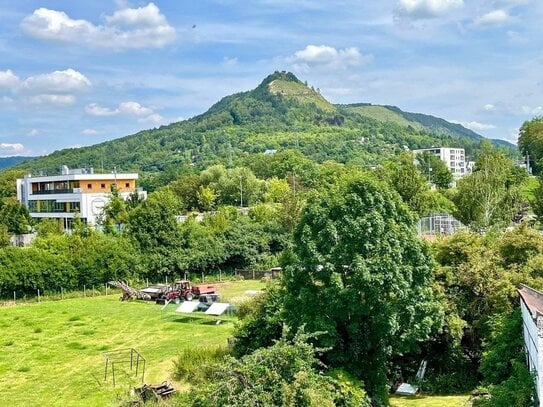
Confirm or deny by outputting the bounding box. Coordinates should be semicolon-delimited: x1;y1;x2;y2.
390;394;471;406
0;280;265;407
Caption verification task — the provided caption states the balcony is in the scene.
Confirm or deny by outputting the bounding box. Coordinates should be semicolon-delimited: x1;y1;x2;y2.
31;188;78;195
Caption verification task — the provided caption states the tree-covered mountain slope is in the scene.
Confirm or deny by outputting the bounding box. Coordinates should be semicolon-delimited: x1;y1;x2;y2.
13;71;514;183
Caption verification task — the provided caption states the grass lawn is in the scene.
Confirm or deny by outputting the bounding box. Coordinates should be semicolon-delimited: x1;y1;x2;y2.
390;394;471;406
0;280;265;407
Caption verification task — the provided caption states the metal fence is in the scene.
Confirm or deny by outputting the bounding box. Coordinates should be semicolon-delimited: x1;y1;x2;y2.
417;213;466;237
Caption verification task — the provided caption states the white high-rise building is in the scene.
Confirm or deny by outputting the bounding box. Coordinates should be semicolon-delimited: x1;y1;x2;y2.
412;147;466;178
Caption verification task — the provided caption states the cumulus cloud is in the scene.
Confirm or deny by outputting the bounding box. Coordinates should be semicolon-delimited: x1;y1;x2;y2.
20;3;176;50
27;129;40;137
397;0;464;19
19;69;91;94
118;101;153;116
85;100;160;122
484;104;495;111
289;45;372;71
0;68;89;106
0;69;20;89
0;143;25;156
474;9;513;26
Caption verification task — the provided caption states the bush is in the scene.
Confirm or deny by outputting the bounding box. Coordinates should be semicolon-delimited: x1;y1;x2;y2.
172;346;229;384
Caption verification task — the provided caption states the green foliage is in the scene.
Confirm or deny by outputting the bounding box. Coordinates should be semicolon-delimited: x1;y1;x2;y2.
233;284;285;357
475;360;534;407
10;72;513;192
518;116;543;174
0;198;33;234
416;151;453;189
452;142;525;229
283;174;443;404
184;329;370;407
172;346;229;384
479;311;524;386
379;151;431;215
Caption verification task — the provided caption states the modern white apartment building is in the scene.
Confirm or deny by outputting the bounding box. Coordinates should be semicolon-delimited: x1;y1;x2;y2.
16;166;146;230
519;284;543;406
412;147;466;178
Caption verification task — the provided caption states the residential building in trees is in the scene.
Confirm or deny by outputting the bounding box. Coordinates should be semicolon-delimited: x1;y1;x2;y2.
412;147;466;178
16;166;146;230
518;284;543;406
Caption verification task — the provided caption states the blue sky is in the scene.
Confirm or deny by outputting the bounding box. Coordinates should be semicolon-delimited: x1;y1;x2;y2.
0;0;541;157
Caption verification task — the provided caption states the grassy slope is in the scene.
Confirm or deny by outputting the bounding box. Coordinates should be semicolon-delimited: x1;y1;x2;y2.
267;79;336;112
345;105;424;131
0;280;264;407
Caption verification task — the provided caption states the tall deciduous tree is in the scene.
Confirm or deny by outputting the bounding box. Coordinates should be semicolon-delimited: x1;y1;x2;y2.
416;151;453;189
379;151;431;215
452;143;524;230
283;174;443;404
518;116;543;174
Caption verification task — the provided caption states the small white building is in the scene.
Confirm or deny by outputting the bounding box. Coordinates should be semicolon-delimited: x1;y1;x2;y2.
16;166;146;230
412;147;466;178
519;284;543;406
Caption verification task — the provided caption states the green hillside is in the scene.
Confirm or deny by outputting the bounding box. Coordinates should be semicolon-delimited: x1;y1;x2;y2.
12;72;514;188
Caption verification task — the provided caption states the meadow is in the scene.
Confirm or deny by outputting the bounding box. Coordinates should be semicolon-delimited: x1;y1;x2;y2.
0;279;472;407
0;280;263;406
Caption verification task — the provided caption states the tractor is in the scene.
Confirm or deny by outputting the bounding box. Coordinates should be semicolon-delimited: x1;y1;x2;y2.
164;280;216;302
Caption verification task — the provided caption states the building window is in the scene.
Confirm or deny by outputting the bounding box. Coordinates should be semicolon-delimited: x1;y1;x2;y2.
125;182;130;188
101;183;106;189
87;184;92;189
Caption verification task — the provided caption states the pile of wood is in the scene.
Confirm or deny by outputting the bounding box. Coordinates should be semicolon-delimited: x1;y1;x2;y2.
135;382;176;402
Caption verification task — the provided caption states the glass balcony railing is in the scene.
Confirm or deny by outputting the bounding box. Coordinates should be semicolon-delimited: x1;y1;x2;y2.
31;188;79;195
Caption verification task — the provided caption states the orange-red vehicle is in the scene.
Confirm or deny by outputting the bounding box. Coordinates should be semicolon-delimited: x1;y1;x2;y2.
165;280;216;301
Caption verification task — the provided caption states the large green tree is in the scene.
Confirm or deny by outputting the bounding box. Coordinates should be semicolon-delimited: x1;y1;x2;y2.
282;174;443;404
518;116;543;174
416;151;453;189
452;143;525;230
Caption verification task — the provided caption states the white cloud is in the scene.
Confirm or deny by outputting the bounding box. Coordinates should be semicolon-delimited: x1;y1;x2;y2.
85;103;118;116
0;69;19;89
118;101;153;117
81;128;99;136
289;45;372;71
27;129;40;137
474;9;513;26
397;0;464;19
454;120;497;131
0;143;25;156
484;104;495;111
139;113;165;124
21;3;176;50
27;94;76;106
85;101;159;122
19;69;91;94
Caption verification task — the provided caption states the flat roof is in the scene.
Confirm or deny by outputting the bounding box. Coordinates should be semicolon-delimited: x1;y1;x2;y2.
519;284;543;320
20;173;138;182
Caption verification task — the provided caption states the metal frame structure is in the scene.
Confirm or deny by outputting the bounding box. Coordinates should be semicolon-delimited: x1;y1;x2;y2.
103;348;146;387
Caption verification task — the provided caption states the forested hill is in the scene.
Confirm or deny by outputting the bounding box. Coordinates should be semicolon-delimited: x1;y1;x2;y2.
13;71;514;184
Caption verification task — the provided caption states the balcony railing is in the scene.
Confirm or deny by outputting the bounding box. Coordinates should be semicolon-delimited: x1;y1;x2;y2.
31;188;77;195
